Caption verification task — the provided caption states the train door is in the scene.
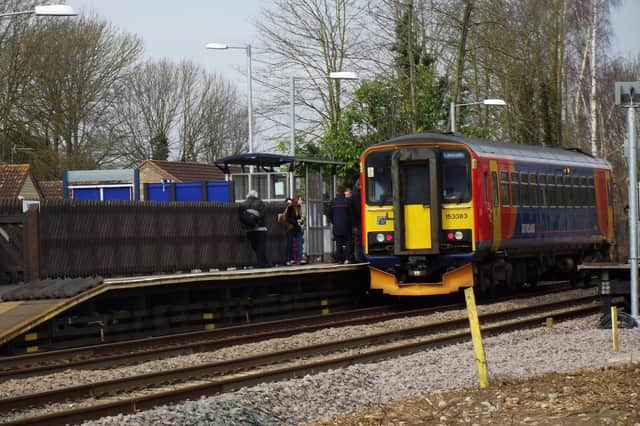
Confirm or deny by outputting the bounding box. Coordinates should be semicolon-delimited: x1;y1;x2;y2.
489;160;502;251
391;148;440;254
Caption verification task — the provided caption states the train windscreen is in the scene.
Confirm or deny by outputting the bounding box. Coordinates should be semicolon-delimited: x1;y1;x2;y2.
441;150;470;203
365;150;392;205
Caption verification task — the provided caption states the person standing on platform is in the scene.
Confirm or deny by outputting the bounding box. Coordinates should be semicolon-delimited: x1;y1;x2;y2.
294;194;306;264
284;196;304;265
346;183;363;262
239;190;268;268
328;185;354;264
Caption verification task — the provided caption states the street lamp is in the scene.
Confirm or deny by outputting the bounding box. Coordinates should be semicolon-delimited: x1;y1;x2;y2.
450;98;506;133
0;4;77;18
290;71;359;157
206;42;254;155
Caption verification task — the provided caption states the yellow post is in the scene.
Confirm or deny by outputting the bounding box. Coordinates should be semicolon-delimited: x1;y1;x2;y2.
464;287;489;389
611;306;619;353
546;317;553;329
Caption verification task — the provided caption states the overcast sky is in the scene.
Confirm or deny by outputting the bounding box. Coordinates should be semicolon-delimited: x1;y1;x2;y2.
65;0;640;85
64;0;639;150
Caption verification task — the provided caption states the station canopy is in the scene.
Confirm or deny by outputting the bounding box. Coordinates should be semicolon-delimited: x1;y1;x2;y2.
214;152;346;174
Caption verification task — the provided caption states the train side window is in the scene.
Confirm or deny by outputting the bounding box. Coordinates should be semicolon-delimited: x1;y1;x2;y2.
500;171;510;206
530;174;538;206
572;177;580;206
564;176;572;206
511;172;520;206
547;175;555;206
539;175;547;206
580;177;587;206
491;171;499;207
555;175;563;206
588;177;595;205
521;173;529;206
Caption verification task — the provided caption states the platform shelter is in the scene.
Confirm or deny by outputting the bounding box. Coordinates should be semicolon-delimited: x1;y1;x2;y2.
215;153;347;262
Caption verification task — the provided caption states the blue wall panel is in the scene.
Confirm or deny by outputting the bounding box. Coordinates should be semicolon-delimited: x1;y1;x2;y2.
207;182;232;202
73;188;100;200
175;182;203;201
103;187;132;200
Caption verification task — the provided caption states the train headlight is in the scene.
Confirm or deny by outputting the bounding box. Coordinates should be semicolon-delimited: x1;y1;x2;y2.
376;233;385;243
454;231;463;240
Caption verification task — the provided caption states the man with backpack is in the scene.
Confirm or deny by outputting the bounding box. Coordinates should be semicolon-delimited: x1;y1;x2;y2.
327;185;354;264
239;190;268;268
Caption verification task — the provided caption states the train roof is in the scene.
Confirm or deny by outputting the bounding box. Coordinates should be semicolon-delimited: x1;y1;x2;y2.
376;132;610;168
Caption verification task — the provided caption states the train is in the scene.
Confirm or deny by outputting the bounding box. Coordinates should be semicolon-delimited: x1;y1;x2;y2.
358;132;614;296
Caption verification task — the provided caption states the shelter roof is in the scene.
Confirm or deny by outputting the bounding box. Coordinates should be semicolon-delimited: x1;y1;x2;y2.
215;153;346;174
139;160;236;182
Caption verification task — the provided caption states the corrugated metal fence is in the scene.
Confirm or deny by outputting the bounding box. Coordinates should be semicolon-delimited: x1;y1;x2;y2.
0;199;287;283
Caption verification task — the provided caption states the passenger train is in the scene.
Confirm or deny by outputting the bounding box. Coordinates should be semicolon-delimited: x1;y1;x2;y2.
359;132;614;296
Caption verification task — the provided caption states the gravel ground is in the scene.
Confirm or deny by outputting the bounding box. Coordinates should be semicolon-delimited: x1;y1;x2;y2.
79;315;640;426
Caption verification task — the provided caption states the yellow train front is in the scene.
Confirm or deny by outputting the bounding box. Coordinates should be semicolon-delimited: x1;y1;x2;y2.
359;132;614;296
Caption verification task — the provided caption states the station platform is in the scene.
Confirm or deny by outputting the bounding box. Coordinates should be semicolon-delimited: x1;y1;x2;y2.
0;262;369;354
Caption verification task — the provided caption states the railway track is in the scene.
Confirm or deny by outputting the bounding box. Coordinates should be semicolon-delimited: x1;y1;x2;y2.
0;304;453;380
0;293;605;426
0;281;579;381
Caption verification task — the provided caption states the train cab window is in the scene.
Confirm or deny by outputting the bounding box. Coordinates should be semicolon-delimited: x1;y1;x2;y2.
530;174;538;206
521;173;529;206
402;162;430;205
500;171;510;206
365;150;392;205
511;172;520;206
491;171;499;207
441;150;470;203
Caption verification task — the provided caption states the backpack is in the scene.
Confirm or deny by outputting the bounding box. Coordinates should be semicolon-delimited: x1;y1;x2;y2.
240;208;261;227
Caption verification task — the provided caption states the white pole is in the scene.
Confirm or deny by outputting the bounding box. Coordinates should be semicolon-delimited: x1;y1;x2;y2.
289;76;296;198
246;44;253;154
628;100;638;319
450;101;456;132
290;76;295;157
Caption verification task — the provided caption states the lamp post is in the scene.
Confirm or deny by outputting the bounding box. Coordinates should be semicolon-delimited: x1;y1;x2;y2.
287;71;358;198
206;43;254;155
0;4;77;18
450;98;506;133
290;71;358;157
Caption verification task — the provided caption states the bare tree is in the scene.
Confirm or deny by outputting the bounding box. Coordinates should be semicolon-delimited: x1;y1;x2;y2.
255;0;367;149
22;14;142;168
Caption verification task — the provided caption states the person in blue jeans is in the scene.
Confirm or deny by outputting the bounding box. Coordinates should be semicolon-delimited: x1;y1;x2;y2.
284;195;304;265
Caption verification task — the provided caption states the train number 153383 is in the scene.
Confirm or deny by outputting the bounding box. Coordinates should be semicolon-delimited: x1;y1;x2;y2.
445;213;468;220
